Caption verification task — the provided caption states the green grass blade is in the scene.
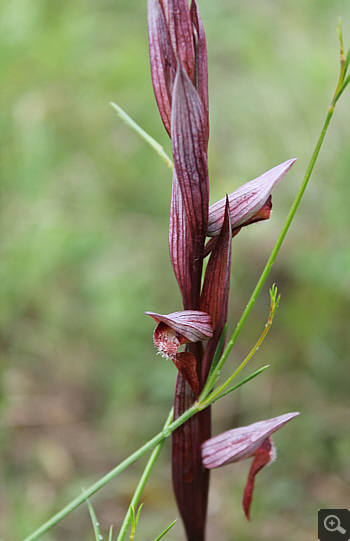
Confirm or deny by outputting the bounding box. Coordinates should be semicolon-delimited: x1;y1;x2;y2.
116;410;173;541
86;498;102;541
207;324;227;381
152;519;177;541
210;365;270;404
110;102;173;169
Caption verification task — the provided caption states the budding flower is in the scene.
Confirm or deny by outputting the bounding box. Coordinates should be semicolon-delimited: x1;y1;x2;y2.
207;159;297;237
202;412;299;519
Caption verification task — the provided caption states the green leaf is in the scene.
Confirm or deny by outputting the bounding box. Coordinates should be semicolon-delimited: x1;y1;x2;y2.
207;324;227;382
152;519;177;541
129;504;143;541
86;498;102;541
110;102;173;168
211;365;270;403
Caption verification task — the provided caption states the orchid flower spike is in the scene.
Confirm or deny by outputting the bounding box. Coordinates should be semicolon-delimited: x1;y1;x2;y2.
201;412;299;520
148;1;298;537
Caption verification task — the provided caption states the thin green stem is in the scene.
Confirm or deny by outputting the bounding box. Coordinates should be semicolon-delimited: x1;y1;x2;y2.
22;406;196;541
202;63;348;396
116;409;174;541
201;287;278;405
211;365;270;403
332;74;349;106
110;102;173;169
152;519;177;541
86;499;102;541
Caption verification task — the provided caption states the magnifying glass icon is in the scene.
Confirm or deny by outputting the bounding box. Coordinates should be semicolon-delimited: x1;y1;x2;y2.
324;514;346;534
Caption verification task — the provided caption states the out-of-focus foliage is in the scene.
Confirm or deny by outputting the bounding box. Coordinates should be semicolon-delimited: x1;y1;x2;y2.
1;1;349;540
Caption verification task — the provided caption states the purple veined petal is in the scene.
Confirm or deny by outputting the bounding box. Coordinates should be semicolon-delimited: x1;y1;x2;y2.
160;0;196;85
207;158;297;237
171;60;209;248
148;0;177;136
202;414;299;520
201;412;299;469
190;0;209;143
239;194;272;228
204;196;272;257
200;197;232;383
169;171;195;309
146;309;213;343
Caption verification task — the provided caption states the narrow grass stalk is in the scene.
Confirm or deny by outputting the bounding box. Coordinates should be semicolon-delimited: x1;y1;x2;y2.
22;406;196;541
116;409;174;541
202;62;349;397
200;286;279;406
86;498;102;541
110;102;173;168
152;519;177;541
210;365;270;404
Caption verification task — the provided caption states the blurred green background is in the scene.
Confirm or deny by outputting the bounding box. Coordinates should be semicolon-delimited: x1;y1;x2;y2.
1;0;349;540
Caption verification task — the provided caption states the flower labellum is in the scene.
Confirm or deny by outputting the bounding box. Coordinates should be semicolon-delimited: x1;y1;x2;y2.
202;412;299;519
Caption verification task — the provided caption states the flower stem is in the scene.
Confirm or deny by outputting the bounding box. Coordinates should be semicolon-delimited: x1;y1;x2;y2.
116;409;174;541
110;102;173;168
22;407;196;541
203;36;349;392
200;286;279;405
209;365;270;403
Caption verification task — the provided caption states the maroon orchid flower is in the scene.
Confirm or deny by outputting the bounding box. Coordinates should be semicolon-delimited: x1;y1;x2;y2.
204;158;297;255
146;310;213;397
202;412;300;520
146;310;213;354
207;158;297;238
147;1;297;538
